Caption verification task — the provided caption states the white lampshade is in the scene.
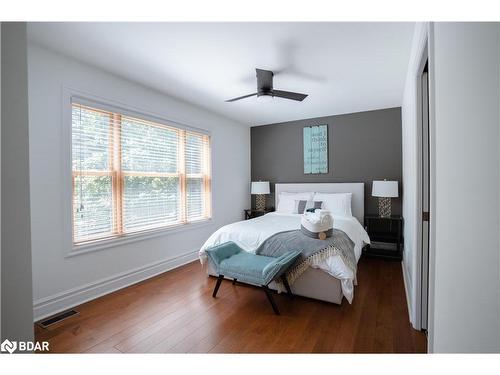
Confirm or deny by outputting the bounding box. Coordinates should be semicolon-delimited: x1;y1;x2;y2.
372;180;399;198
251;181;270;195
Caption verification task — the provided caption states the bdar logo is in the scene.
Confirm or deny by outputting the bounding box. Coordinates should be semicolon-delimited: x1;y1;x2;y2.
1;339;17;354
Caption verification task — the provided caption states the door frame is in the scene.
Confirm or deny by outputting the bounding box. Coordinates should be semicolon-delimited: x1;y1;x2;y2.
413;24;437;348
414;36;429;332
425;22;437;353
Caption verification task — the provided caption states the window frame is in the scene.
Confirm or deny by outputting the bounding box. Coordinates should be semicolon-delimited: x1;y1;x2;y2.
62;88;213;257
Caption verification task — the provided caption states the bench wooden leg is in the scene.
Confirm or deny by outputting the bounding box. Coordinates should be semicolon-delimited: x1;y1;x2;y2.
262;285;280;315
281;274;294;299
213;275;224;298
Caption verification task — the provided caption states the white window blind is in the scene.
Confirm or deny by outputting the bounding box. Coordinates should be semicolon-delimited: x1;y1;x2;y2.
72;102;211;245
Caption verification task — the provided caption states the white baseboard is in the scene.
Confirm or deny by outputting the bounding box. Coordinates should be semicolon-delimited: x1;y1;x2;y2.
401;260;414;326
33;249;199;322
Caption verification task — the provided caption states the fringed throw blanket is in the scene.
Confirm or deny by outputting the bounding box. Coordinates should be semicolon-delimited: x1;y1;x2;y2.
256;229;356;286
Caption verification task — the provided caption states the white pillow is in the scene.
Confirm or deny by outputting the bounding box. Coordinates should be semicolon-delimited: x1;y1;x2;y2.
313;192;353;217
277;192;313;214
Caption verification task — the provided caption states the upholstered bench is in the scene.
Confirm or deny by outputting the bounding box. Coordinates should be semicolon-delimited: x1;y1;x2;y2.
205;241;301;315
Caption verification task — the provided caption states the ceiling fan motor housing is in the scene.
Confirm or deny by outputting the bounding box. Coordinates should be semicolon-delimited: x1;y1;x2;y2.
256;68;274;96
226;68;307;102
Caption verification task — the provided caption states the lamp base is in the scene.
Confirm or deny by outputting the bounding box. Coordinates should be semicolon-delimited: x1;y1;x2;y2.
378;197;392;218
256;195;266;211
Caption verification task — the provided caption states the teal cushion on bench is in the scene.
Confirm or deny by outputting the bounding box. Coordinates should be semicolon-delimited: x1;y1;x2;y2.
205;241;301;286
205;241;242;266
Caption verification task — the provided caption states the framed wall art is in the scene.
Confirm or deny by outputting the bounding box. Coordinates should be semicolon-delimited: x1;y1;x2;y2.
303;125;328;174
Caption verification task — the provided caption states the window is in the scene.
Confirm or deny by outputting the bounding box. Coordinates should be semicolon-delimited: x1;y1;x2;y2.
72;102;211;245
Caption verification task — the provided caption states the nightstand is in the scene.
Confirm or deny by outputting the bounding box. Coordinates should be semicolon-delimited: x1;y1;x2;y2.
363;215;403;260
244;208;274;220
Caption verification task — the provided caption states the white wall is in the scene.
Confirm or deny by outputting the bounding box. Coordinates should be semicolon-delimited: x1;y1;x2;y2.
27;43;251;320
402;22;500;353
1;22;34;342
429;22;500;353
0;21;2;341
498;23;500;351
401;22;428;327
1;20;2;341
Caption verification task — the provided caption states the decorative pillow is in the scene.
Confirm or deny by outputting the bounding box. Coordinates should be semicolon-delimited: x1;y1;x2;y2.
277;192;313;214
313;193;352;217
295;200;308;214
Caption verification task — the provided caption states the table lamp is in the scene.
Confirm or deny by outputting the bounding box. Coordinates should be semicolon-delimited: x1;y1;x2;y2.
372;180;398;218
251;181;270;211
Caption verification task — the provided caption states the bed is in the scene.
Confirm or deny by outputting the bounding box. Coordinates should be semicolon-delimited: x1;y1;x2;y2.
199;183;370;304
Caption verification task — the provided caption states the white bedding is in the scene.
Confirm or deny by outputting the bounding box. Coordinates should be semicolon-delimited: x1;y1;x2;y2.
199;212;370;303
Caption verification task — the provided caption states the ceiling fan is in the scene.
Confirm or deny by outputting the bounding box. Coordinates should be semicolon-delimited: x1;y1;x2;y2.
226;68;308;102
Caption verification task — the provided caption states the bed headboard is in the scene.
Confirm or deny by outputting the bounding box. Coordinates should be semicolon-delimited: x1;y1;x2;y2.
274;183;365;223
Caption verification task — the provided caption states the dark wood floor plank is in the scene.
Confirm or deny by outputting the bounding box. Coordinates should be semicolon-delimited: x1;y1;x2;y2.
85;281;221;353
373;261;395;353
239;293;314;353
168;292;257;353
352;260;380;352
180;286;269;353
41;262;210;353
115;282;236;352
331;259;375;352
35;257;427;353
311;304;344;352
146;282;257;353
208;290;283;353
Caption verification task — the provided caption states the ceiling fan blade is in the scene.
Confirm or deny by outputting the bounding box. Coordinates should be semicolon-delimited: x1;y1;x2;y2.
256;69;274;91
272;90;308;101
225;93;258;102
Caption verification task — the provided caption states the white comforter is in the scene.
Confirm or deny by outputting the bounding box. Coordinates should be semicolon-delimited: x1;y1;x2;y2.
199;212;370;303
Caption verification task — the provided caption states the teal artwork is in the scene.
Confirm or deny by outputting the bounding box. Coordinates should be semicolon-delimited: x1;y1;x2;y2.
303;125;328;174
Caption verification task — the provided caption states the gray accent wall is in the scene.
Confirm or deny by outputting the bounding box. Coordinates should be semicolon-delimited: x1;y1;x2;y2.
251;107;402;216
1;22;34;343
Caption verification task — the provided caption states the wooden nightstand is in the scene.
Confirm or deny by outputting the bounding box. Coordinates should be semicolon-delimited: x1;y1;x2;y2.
363;215;403;260
244;208;274;220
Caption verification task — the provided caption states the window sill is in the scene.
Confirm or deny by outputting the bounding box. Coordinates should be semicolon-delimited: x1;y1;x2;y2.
66;219;214;258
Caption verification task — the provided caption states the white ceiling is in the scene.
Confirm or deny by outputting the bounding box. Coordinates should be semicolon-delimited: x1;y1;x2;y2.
28;22;415;126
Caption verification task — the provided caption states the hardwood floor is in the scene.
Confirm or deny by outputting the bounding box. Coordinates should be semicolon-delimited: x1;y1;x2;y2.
34;257;427;353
